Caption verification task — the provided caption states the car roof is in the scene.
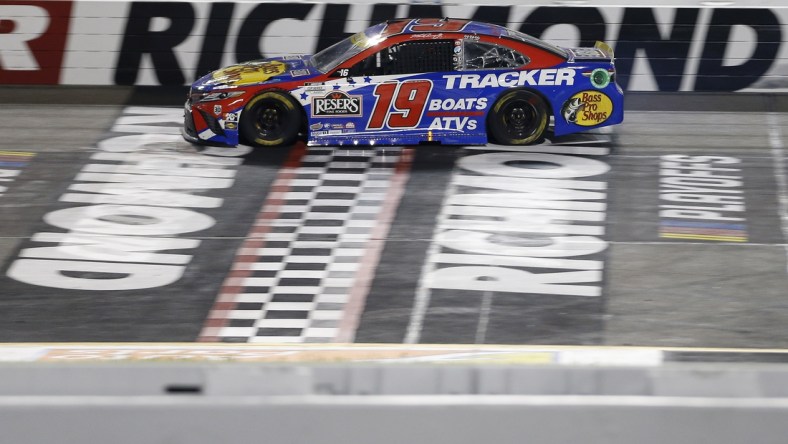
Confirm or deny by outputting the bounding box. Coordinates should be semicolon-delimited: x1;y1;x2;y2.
378;18;567;58
382;18;509;38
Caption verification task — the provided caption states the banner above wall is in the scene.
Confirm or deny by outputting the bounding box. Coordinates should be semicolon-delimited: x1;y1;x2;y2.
1;0;786;91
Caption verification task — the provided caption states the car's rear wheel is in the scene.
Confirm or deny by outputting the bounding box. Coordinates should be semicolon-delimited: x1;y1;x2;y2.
240;90;301;147
487;90;548;145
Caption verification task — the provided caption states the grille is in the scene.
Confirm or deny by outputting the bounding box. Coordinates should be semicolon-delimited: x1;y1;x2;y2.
197;109;225;136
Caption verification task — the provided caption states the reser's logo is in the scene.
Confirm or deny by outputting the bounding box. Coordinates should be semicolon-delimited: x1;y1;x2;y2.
311;91;362;117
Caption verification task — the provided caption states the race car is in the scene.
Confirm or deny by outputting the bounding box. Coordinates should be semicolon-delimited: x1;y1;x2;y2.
183;18;623;147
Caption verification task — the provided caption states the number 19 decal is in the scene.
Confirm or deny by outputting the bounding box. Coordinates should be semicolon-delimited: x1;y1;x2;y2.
367;80;433;130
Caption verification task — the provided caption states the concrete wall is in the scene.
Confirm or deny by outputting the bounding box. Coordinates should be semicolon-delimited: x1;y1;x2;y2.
2;0;788;90
2;363;788;443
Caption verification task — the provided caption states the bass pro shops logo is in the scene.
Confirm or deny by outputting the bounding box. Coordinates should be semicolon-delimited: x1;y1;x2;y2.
561;91;613;126
0;1;73;84
311;91;362;117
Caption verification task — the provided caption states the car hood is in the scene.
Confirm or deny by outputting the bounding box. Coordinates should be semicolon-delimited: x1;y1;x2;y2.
192;55;321;90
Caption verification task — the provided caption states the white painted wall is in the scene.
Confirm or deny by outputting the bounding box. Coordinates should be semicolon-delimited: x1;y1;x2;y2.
1;0;787;90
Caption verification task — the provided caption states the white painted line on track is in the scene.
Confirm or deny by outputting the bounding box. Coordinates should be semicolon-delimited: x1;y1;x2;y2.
767;112;788;274
464;142;610;156
405;171;457;344
406;230;443;344
474;291;493;344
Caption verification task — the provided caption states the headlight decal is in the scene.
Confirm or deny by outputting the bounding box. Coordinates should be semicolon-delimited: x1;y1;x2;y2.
192;90;246;103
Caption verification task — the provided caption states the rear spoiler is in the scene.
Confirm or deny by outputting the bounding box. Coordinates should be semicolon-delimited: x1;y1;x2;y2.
595;41;614;60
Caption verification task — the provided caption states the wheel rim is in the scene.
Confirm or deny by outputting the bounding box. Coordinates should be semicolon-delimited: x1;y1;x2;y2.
254;100;286;140
501;98;539;139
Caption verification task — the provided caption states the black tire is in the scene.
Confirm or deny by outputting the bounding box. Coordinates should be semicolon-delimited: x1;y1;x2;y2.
487;90;548;145
240;90;302;147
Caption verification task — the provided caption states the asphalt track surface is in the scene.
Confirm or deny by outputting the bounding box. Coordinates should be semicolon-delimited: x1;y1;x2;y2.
0;87;787;352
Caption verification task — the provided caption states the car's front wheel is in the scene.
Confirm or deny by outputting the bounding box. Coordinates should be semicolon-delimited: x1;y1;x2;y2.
240;90;302;147
487;90;548;145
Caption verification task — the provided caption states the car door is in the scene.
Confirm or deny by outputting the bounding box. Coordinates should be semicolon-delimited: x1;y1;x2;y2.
313;37;467;144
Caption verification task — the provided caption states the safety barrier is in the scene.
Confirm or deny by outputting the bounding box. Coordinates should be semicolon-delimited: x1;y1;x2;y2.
2;358;788;443
1;0;788;90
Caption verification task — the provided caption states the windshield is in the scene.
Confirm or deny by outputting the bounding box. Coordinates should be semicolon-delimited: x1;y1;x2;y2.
506;28;568;58
311;23;387;73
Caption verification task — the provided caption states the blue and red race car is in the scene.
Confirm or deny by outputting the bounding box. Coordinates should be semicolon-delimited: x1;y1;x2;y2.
183;18;623;147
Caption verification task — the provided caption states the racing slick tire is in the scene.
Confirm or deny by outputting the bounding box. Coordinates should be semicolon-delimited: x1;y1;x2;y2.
241;90;302;147
487;90;548;145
